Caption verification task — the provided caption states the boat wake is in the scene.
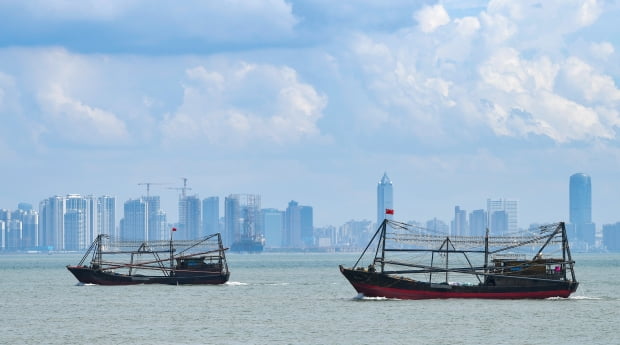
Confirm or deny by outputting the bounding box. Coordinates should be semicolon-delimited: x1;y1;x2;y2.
352;293;396;301
225;281;248;286
75;282;97;286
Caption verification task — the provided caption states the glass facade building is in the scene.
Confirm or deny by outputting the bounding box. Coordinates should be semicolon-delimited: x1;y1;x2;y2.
376;172;393;226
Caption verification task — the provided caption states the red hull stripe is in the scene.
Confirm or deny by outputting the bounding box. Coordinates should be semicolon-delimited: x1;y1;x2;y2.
352;282;572;299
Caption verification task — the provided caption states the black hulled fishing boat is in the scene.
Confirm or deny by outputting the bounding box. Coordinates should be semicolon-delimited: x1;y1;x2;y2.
340;219;578;299
67;232;229;285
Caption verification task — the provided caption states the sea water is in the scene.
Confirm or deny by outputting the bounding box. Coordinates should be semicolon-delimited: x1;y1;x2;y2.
0;252;618;345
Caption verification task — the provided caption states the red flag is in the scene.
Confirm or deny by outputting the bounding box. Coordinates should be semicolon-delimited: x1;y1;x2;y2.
172;227;177;232
385;209;394;215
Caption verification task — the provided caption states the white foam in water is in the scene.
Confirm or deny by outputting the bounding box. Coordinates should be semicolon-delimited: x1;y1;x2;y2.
225;281;248;286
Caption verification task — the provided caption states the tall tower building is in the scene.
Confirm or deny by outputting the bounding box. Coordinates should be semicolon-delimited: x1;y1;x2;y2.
451;206;468;236
262;208;284;248
144;196;166;241
569;173;595;245
487;199;518;234
97;196;116;237
377;172;394;225
120;198;148;241
64;194;87;250
39;196;65;251
179;195;201;240
202;196;219;236
224;194;262;248
300;205;314;247
284;200;302;248
469;209;487;237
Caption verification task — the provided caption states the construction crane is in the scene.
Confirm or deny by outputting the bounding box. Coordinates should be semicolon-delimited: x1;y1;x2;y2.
168;177;192;198
138;182;169;197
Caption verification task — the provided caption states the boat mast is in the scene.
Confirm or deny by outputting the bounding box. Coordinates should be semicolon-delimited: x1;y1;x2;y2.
484;228;489;274
170;227;176;276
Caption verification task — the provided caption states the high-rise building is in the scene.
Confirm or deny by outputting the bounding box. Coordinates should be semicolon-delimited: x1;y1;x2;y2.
377;172;393;226
569;173;595;245
300;205;314;247
120;198;148;241
451;206;468;236
202;196;219;236
602;222;620;252
39;196;65;251
487;199;518;234
97;196;116;237
262;208;284;248
283;200;313;248
224;194;261;247
7;204;39;250
179;195;201;240
143;196;167;241
469;209;487;237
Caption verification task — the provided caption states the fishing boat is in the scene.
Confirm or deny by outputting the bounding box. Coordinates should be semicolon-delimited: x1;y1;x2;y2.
340;219;578;299
67;232;230;285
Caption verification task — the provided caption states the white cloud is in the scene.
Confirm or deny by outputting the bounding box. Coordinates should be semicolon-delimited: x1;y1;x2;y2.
414;4;450;33
37;84;130;145
589;41;614;60
162;63;326;147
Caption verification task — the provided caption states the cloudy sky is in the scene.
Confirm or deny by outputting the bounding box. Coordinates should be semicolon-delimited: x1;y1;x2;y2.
1;0;619;229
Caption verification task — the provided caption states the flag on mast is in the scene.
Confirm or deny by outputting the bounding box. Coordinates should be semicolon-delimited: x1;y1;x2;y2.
385;209;394;215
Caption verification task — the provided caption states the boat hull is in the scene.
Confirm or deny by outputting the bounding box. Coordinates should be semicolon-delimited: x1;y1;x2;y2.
67;265;230;286
340;266;579;300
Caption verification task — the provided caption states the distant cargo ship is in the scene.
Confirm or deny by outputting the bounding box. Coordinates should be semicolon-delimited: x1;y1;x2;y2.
230;236;264;253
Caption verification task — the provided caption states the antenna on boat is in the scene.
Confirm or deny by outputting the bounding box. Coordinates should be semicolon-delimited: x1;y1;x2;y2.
170;227;177;275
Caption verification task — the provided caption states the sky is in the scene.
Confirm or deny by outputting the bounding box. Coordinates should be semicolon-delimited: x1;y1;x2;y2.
1;0;619;229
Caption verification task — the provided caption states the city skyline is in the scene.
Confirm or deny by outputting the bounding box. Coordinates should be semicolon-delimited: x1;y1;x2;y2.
2;170;619;251
0;170;617;234
1;2;619;229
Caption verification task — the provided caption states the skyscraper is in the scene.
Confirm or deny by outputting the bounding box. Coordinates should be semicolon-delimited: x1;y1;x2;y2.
179;195;201;240
262;208;284;248
569;173;595;245
120;198;148;241
224;194;261;247
283;200;314;248
97;196;116;237
451;206;468;236
39;196;65;250
377;172;393;225
469;209;487;237
202;196;219;236
487;198;518;234
144;195;166;241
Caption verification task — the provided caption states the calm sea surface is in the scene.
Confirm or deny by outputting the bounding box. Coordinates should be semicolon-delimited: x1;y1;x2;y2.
0;252;618;345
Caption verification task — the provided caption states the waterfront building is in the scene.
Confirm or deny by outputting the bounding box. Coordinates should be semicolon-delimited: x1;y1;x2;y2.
39;196;65;251
451;206;468;236
179;194;201;241
262;208;284;248
224;194;262;247
143;195;167;241
426;218;449;233
569;173;596;245
283;200;314;248
377;172;394;226
202;196;219;236
602;222;620;252
469;209;487;237
120;198;148;241
97;196;116;238
487;198;518;234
